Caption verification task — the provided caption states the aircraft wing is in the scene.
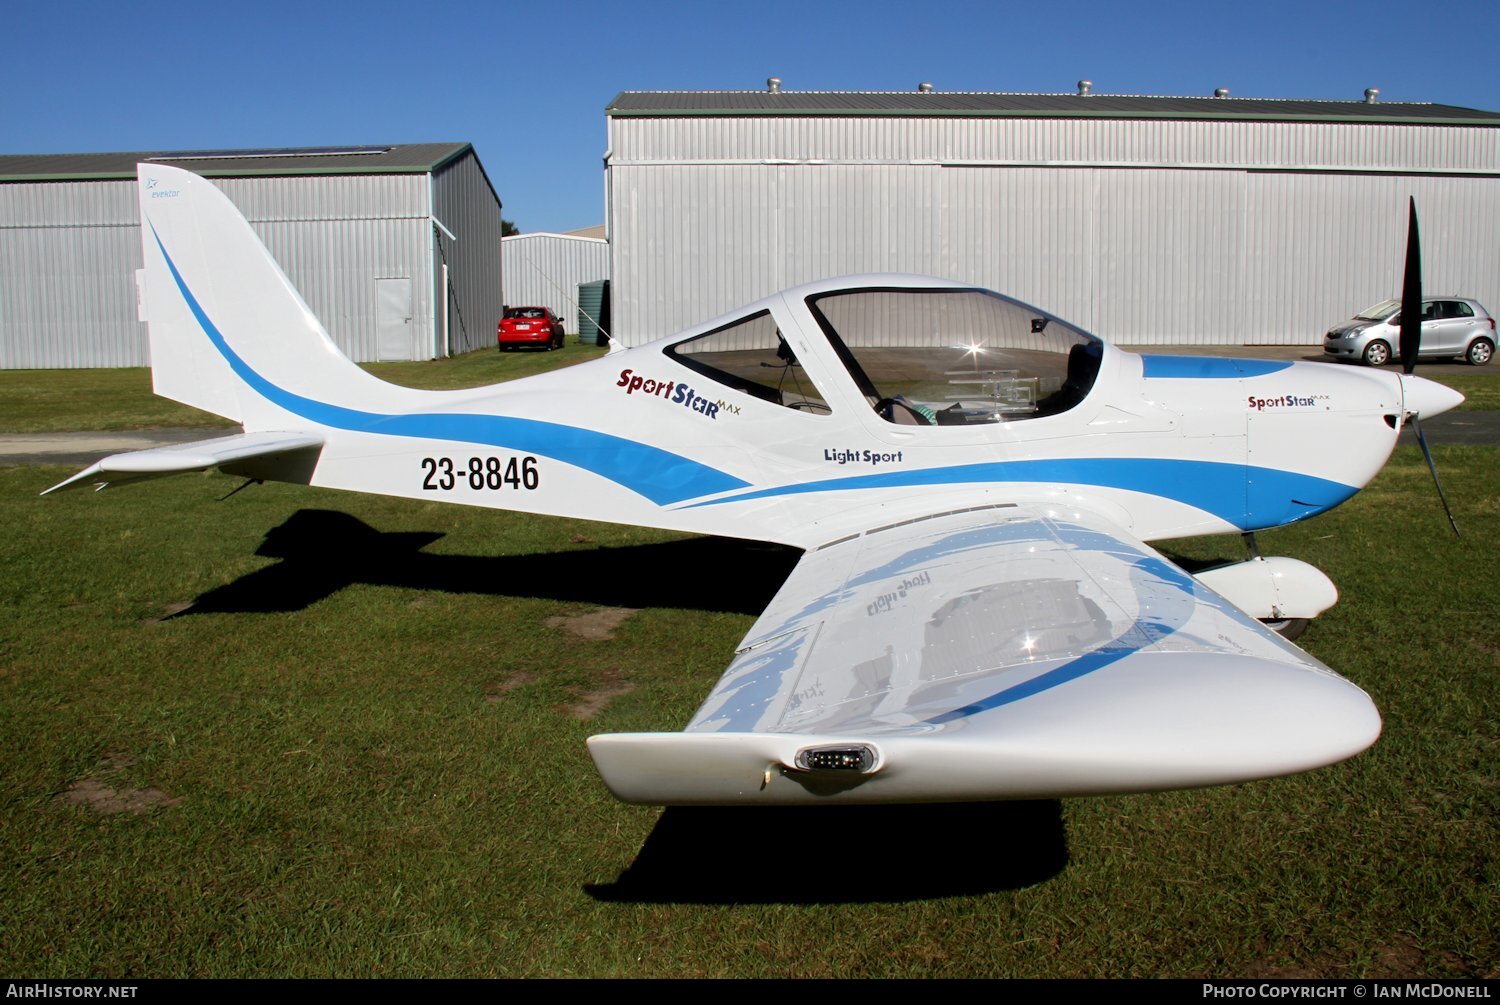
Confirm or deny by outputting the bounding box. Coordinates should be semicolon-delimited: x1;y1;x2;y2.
41;432;324;494
588;505;1380;804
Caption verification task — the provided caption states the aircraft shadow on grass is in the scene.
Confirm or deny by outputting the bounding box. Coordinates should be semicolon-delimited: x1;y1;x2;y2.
172;508;802;618
174;508;1243;621
587;800;1068;904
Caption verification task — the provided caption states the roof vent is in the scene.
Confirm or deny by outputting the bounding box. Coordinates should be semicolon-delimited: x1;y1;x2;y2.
1214;88;1230;98
1364;87;1379;103
767;77;782;93
917;81;933;93
1077;79;1093;95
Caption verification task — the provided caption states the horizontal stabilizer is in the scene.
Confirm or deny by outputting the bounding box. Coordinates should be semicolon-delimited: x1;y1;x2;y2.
42;432;324;494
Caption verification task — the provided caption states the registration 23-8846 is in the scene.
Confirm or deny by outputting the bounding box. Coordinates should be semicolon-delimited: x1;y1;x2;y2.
420;455;540;492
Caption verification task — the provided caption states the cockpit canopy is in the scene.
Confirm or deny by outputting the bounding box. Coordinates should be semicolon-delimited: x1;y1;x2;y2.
664;285;1103;424
807;288;1102;424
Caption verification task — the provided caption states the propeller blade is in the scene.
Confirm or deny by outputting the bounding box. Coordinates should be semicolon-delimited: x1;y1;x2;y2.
1396;200;1459;536
1400;198;1422;375
1409;412;1460;538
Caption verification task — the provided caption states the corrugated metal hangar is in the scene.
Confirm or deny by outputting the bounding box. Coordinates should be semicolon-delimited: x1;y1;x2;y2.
0;143;504;368
604;88;1500;346
501;232;608;336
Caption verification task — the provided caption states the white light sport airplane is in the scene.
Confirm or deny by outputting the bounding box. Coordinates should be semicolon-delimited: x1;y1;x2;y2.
48;165;1464;806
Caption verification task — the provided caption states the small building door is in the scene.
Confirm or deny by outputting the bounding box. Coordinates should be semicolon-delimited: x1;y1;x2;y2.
375;277;413;361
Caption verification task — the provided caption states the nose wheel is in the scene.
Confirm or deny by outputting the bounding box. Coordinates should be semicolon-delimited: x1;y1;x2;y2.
1259;617;1311;641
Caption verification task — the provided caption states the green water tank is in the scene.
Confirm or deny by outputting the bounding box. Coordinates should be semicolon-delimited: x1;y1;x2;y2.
577;279;611;346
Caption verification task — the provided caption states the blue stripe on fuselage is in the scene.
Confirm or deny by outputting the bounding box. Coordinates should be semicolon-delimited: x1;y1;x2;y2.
1141;355;1292;379
150;227;749;505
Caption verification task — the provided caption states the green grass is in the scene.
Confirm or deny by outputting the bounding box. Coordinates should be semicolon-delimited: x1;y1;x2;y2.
1;447;1495;977
0;345;609;433
0;367;238;433
364;343;608;390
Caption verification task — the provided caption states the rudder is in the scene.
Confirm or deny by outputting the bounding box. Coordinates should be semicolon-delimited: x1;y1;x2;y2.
137;164;393;429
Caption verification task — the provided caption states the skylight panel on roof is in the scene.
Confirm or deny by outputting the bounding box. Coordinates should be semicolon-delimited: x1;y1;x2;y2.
147;146;393;161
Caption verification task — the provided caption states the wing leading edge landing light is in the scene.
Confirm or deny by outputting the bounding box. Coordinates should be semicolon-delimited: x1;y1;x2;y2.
590;505;1379;803
47;164;1396;806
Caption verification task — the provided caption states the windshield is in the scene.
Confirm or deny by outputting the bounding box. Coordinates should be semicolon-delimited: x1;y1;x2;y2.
664;310;829;414
1355;299;1400;322
806;288;1102;425
504;308;548;319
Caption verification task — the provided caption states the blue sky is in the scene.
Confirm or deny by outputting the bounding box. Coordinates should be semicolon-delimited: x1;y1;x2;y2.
6;0;1497;233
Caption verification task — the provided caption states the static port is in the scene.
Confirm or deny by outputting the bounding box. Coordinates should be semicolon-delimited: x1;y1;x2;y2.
795;745;876;772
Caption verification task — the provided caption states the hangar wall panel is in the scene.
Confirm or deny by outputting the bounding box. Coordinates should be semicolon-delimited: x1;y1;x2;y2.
614;163;945;339
939;167;1098;330
433;151;506;355
1;179;143;367
1;173;456;367
613;117;1500;175
612;164;787;340
1241;173;1500;343
0;178;138;227
213;173;428;221
221;174;435;363
780;164;942;281
1;215;142;368
502;234;608;334
254;216;431;362
1088;170;1245;344
608;114;1500;347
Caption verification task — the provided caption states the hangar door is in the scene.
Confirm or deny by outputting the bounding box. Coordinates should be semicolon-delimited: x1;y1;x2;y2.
375;277;413;361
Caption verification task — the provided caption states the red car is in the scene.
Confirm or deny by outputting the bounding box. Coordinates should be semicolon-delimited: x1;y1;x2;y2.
497;307;565;351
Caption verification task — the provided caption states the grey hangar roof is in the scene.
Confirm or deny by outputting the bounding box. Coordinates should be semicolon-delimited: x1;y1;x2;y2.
606;90;1500;126
0;143;485;185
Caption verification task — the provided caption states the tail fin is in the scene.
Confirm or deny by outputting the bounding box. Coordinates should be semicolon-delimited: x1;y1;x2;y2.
137;163;394;429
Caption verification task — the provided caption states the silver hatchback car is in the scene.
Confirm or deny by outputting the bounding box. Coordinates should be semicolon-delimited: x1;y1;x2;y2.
1324;296;1496;366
